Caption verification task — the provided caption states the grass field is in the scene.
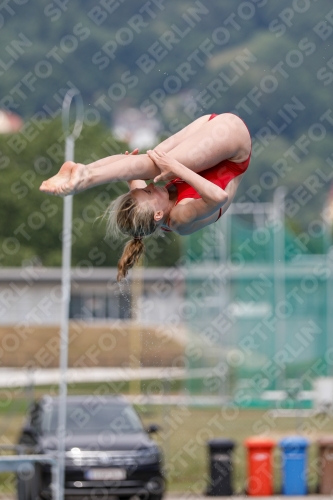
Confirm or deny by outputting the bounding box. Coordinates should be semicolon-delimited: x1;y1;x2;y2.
1;384;332;495
0;323;186;368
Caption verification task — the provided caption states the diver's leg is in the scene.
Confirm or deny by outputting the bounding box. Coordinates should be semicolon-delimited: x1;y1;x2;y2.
155;114;211;152
40;114;250;196
160;113;251;169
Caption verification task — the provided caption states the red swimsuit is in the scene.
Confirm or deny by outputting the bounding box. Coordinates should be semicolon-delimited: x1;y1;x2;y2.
161;113;251;232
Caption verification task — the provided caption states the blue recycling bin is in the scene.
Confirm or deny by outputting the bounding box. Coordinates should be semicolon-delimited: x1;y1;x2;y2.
279;436;309;495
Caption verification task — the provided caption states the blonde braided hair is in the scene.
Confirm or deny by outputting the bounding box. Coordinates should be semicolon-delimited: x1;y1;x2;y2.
106;192;158;281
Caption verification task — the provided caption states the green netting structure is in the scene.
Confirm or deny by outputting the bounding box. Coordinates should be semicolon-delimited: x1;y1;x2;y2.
183;190;333;407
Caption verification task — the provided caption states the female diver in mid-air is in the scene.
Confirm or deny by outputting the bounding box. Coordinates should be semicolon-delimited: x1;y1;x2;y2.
40;113;251;280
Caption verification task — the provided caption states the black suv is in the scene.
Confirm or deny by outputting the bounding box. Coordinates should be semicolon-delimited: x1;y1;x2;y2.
18;395;165;500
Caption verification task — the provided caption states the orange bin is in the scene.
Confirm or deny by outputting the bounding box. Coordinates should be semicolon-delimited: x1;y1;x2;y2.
244;437;275;496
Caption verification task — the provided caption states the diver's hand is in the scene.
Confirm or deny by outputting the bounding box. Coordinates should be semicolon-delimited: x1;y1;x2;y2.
125;148;139;155
147;150;184;182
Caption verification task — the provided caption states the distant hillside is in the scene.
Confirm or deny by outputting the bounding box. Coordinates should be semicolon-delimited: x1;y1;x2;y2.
1;1;331;133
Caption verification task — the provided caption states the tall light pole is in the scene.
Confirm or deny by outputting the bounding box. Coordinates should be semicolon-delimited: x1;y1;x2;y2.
323;188;333;376
55;88;83;500
273;186;286;391
129;260;143;395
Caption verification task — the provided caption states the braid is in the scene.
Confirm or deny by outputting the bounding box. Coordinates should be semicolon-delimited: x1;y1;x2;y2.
117;238;144;281
105;192;158;281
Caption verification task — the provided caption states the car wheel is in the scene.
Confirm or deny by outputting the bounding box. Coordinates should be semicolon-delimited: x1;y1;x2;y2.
147;495;163;500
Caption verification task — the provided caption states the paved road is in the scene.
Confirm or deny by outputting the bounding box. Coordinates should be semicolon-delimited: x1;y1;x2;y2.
167;497;328;499
166;497;332;499
0;495;329;499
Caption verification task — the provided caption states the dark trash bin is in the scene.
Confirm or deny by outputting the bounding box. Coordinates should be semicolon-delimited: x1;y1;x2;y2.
279;436;309;495
206;438;235;496
318;436;333;494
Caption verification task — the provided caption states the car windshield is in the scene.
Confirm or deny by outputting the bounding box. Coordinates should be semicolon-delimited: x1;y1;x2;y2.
42;401;143;435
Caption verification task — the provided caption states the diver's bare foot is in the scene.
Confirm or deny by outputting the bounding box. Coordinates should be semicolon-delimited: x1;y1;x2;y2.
39;161;87;196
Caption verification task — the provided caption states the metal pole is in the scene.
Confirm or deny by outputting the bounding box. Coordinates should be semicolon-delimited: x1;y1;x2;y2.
219;210;229;399
130;259;143;394
225;209;234;399
56;89;83;500
273;187;287;391
325;222;333;377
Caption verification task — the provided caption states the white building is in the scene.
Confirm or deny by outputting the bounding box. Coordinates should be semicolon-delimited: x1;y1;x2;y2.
0;110;23;133
0;267;184;327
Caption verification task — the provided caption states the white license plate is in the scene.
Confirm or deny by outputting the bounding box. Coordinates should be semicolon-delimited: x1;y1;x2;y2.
85;468;126;480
